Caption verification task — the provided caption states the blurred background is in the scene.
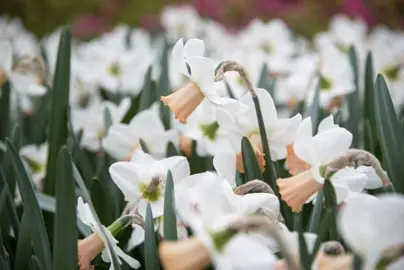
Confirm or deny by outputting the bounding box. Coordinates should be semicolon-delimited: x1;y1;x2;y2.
1;0;404;39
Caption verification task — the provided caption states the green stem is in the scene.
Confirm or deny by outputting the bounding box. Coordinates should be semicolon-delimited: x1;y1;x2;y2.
308;189;324;233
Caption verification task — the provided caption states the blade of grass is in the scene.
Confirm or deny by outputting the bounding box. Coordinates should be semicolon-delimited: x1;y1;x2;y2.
163;170;177;240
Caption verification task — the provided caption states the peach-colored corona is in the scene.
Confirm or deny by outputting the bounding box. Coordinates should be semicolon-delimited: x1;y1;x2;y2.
180;135;193;156
159;238;211;270
285;143;311;175
161;82;204;124
277;170;322;212
78;233;105;270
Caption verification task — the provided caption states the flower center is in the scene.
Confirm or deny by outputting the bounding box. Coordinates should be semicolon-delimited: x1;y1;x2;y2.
139;176;162;203
260;42;273;55
108;62;121;77
236;75;245;87
176;24;187;36
26;160;45;173
211;228;238;252
200;121;219;141
319;75;332;91
383;65;400;81
97;128;105;140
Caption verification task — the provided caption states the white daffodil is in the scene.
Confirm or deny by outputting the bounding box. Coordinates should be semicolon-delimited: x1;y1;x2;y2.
160;5;201;42
109;151;190;218
339;194;404;270
217;88;302;174
238;18;296;74
176;99;232;157
77;197;140;270
174;174;279;270
71;98;130;151
0;41;47;113
103;104;179;160
161;38;241;124
19;143;48;188
312;45;355;110
314;14;367;53
278;115;353;212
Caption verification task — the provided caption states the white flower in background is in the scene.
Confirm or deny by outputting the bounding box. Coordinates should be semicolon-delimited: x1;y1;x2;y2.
103;104;179;160
109;151;190;218
71;98;130;151
161;38;242;124
175;175;279;270
176;99;232;157
238;18;296;74
339;194;404;270
160;5;201;42
77;197;140;269
276;53;318;109
311;45;355;110
314;14;367;53
217;88;302;173
0;41;47;113
19;143;48;188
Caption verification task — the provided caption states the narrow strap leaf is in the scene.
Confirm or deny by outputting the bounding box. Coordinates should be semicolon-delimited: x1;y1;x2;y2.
14;211;32;270
144;203;161;270
241;136;263;182
163;170;177;241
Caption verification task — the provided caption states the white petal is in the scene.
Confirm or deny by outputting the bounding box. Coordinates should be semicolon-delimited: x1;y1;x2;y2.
186;56;214;94
213;152;236;187
171;38;188;76
129;109;165;137
356;166;384;189
184;39;205;57
103;123;139;160
0;41;12;72
126;224;145;251
317;115;338;134
153;156;190;182
109;162;150;199
115;246;141;269
129;151;155;165
293;117;314;164
242;193;280;218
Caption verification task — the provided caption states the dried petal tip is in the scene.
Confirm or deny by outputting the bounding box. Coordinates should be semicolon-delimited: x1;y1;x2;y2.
321;241;345;256
78;233;105;270
277;171;322;213
161;82;204;124
234;180;274;195
236;151;266;174
159;238;211;270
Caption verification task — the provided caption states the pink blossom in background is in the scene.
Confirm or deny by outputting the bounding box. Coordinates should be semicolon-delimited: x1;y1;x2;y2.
342;0;374;24
72;15;111;39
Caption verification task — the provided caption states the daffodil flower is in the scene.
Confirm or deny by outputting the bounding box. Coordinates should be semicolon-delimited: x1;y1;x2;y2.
217;88;302;173
19;143;48;188
71;98;130;151
109;151;190;218
339;194;404;270
103;104;179;160
161;38;241;124
77;197;140;270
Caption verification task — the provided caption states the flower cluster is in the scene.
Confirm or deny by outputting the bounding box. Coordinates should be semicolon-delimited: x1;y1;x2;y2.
1;5;404;270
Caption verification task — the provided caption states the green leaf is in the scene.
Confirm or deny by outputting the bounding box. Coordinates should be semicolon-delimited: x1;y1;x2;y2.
346;46;361;148
374;74;404;193
6;139;52;270
311;211;332;256
323;180;339;241
0;82;10;141
32;89;51;144
308;189;324;233
332;109;343;126
163;170;177;241
91;177;111;225
2;125;21;199
165;142;178;157
224;79;235;99
69;129;93;188
144;204;160;270
157;39;171;130
0;168;19;238
241;136;263;182
104;106;113;132
257;63;275;97
14;211;32;270
44;27;71;196
140;138;150;153
122;94;141;124
251;95;277;187
363;52;377;152
306;80;321;134
297;214;311;270
53;146;78;270
30;255;42;270
138;66;155;111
